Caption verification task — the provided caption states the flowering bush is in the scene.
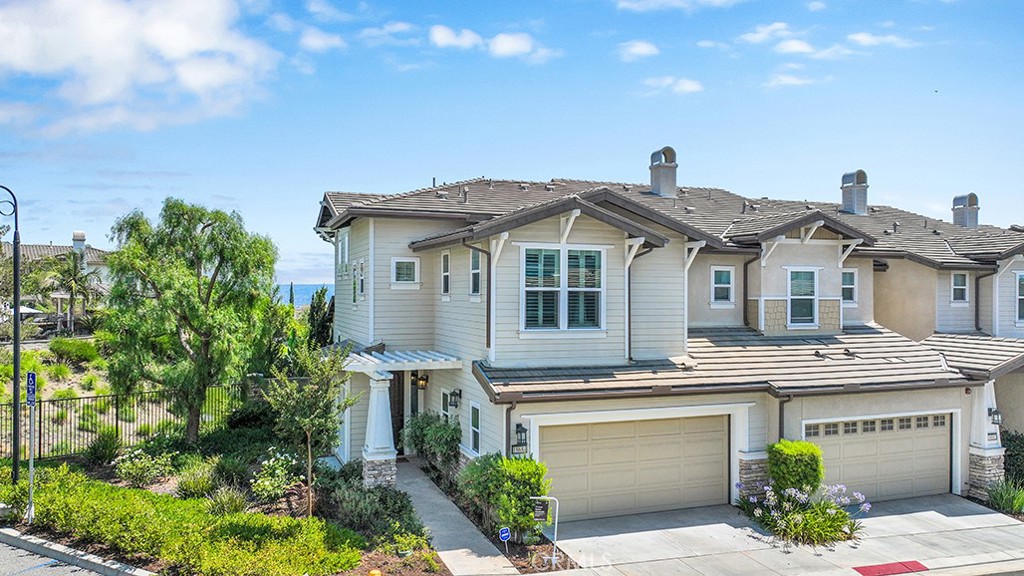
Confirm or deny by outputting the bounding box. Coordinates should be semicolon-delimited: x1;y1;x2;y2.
737;482;871;546
115;448;176;488
251;447;301;502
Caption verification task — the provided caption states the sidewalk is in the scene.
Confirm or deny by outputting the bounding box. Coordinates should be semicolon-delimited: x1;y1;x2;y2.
397;459;519;576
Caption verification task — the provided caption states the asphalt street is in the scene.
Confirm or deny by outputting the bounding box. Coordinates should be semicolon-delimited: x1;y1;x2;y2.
0;543;99;576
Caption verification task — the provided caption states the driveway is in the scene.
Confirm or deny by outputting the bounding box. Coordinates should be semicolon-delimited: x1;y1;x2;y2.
549;495;1024;575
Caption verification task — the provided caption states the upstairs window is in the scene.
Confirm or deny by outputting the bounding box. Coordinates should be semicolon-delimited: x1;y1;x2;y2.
788;269;818;326
952;273;968;304
391;257;420;288
1018;273;1024;322
522;246;604;331
710;266;735;308
469;250;481;296
441;251;451;297
336;230;349;273
841;269;857;306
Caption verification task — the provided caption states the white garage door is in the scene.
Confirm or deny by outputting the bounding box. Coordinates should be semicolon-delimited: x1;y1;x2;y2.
808;413;951;501
541;416;729;521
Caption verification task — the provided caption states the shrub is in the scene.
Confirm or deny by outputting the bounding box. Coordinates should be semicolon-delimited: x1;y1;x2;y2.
458;454;551;543
988;480;1024;514
51;441;72;456
251;449;300;502
48;338;99;364
51;388;78;400
767;439;825;492
85;426;122;465
117;403;136;422
207;486;249;516
739;482;870;546
46;363;72;382
1004;430;1024;482
177;457;220;499
327;476;425;541
136;423;154;438
77;405;99;432
226;399;276;430
215;455;250;487
115;448;175;488
81;373;99;391
404;412;462;483
51;409;68;425
94;397;112;414
87;357;109;373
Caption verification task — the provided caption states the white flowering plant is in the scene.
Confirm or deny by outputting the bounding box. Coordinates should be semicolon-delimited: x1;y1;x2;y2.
113;447;176;488
736;481;871;546
251;447;301;502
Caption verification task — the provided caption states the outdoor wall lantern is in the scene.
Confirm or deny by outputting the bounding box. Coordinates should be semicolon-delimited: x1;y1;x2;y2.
989;408;1004;426
448;389;462;409
516;423;528;446
416;374;429;390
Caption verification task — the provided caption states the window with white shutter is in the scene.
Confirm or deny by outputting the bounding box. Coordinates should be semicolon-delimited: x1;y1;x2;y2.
788;269;817;326
522;246;604;331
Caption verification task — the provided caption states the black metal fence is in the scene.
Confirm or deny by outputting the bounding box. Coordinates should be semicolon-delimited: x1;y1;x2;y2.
0;386;238;460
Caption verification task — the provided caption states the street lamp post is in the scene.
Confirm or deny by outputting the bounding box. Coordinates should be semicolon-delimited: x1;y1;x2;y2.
1;185;20;483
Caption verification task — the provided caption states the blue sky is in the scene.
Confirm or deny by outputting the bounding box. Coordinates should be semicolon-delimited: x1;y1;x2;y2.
0;0;1021;283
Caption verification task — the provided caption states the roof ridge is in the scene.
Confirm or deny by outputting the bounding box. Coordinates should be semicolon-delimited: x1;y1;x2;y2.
346;176;491;208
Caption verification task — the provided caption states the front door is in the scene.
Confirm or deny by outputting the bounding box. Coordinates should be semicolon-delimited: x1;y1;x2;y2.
389;372;405;455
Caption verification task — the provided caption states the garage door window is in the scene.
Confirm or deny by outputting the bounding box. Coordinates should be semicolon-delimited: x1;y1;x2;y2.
916;416;929;429
898;417;912;430
880;419;894;431
933;415;947;427
805;424;820;437
843;422;858;434
824;423;839;436
861;420;876;432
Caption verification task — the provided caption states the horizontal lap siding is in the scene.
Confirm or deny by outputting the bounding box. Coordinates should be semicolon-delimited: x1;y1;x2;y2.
631;227;688;359
335;219;371;345
435;243;487;361
346;374;370;460
493;216;627;368
995;259;1024;337
936;270;976;334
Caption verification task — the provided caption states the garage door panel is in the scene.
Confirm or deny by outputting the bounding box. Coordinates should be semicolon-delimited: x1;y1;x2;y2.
640;463;683;485
840;439;879;459
639;439;683;460
591;469;637;491
879;437;915;455
544;446;589;468
591;443;636;465
542;424;589;444
684;416;725;434
591;421;637;440
637;418;681;436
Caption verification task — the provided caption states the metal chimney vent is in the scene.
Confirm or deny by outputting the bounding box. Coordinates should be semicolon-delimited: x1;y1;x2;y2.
840;170;868;215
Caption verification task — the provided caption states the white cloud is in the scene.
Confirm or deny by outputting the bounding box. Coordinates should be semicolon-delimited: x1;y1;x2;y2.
810;44;859;59
299;27;346;52
429;25;484;49
847;32;918;48
358;21;418;46
267;12;298;33
643;76;704;94
763;74;815;88
739;22;792;44
0;0;279;134
807;1;826;11
618;0;743;11
774;39;815;54
0;102;38;125
305;0;355;22
696;40;729;50
618;40;659;62
489;33;535;57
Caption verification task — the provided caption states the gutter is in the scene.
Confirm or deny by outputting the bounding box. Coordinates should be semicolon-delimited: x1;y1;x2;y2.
463;240;492;350
778;394;794;440
742;254;760;328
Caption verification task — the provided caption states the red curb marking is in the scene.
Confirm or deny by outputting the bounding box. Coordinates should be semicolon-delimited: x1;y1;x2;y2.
853;561;928;575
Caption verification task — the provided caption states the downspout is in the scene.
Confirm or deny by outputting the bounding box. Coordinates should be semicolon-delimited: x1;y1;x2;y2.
464;241;492;349
778;394;794;440
976;269;997;332
627;248;655;361
504;400;518;456
742;254;760;328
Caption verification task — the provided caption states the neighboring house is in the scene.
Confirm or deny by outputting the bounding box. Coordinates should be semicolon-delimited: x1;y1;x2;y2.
314;147;1012;520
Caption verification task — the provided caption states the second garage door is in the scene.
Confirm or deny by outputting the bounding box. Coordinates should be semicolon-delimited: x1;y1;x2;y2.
541;416;729;521
809;413;951;501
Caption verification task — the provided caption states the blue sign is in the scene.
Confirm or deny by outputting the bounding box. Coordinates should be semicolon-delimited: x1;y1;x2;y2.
26;372;36;407
498;527;511;542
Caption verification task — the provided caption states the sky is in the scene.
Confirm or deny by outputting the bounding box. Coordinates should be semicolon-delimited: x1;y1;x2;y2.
0;0;1022;283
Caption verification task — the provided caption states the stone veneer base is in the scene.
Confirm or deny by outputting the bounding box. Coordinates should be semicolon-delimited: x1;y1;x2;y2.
968;452;1004;501
363;457;397;488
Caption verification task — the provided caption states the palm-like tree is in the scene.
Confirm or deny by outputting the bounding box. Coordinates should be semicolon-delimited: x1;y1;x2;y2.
42;251;102;333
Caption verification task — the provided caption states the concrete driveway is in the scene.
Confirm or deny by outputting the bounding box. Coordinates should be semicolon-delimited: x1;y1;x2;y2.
549;495;1024;575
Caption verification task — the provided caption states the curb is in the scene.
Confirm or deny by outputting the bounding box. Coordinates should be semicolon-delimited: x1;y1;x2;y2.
0;527;155;576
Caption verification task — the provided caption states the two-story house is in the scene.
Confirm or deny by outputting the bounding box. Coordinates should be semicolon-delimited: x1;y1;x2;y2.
314;148;1009;520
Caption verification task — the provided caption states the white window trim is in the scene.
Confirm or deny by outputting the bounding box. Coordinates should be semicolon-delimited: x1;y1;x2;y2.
390;257;421;289
441;389;451;422
1016;272;1024;326
786;266;820;329
841;267;858;308
440;251;451;301
469;250;482;297
951;272;970;306
468;401;481;456
710;265;736;309
517;243;608;334
337;229;349;276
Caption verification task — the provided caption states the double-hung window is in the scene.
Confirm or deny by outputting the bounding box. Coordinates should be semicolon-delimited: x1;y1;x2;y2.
523;246;603;331
952;273;969;305
1017;272;1024;323
788;268;818;326
336;230;349;275
469;250;481;296
469;402;481;455
841;268;857;306
391;257;420;289
440;251;450;299
710;266;734;308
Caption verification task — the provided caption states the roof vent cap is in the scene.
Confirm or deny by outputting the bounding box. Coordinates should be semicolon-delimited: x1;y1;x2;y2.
840;169;868;215
952;192;979;229
649;146;677;197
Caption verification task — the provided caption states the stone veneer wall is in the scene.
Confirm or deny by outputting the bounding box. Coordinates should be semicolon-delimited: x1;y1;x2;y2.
738;458;769;501
968;452;1005;501
363;457;397;487
761;299;841;336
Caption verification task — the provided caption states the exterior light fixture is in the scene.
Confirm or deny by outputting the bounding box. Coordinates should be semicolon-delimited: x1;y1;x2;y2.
448;389;462;409
516;423;528;446
989;408;1003;426
416;374;429;390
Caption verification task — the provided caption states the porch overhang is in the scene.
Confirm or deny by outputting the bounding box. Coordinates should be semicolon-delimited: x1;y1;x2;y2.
346;349;463;380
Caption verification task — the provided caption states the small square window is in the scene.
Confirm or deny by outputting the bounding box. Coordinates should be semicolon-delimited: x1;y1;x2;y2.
824;423;839;436
391;257;420;287
861;420;876;433
711;266;734;305
805;424;820;438
898;417;912;430
880;419;894;432
933;414;947;427
844;421;858;435
916;416;929;429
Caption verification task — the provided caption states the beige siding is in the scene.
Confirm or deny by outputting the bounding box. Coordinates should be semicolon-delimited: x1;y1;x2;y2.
936;270;976;334
874;259;937;341
630;226;688;359
996;371;1024;433
434;243;487;361
423;366;505;457
492;215;628;368
993;259;1024;337
841;257;874;326
979;274;994;335
344;374;370;461
689;253;748;329
334;219;371;345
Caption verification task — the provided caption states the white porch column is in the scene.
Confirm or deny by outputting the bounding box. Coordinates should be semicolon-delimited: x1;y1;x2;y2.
969;379;1005;500
362;376;397;487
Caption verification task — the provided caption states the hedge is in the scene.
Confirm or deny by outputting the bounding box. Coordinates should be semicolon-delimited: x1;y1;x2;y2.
767;439;824;492
48;338;100;364
458;453;551;543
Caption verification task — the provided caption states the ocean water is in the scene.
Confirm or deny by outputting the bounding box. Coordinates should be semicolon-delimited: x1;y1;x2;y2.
277;283;334;307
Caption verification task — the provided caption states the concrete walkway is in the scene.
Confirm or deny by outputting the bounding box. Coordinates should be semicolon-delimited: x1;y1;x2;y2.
397;459;519;576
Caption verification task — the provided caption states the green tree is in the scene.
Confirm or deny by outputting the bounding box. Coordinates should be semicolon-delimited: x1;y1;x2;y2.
104;199;277;443
306;286;331;349
40;250;103;333
288;281;295;307
267;343;359;517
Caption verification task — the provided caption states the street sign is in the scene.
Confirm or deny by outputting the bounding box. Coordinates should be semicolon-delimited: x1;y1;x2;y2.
26;371;36;407
498;527;511;542
533;500;549;522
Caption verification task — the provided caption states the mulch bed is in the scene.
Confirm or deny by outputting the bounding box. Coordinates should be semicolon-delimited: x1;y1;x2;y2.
485;533;580;573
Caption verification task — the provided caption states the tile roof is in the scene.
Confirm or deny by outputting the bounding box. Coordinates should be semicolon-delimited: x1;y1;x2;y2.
475;324;966;402
318;174;1024;269
0;243;108;264
921;333;1024;379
